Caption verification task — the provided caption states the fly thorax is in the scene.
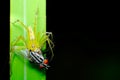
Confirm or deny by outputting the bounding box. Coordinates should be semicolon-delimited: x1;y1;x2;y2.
29;50;44;62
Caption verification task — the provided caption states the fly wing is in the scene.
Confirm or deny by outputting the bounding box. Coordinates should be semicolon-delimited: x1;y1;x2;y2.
13;49;29;62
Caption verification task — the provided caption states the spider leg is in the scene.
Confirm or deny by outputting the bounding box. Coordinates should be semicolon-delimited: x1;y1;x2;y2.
38;35;47;48
46;32;55;61
12;19;29;33
38;32;54;61
10;20;28;77
39;32;54;45
12;36;27;48
33;7;39;36
46;36;54;61
10;35;27;78
46;32;54;48
10;35;27;62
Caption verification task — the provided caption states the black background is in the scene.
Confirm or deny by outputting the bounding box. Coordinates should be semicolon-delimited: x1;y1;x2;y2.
0;0;120;80
46;1;120;80
0;0;10;80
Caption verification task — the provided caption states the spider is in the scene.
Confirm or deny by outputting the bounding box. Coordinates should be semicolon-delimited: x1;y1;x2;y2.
10;8;54;70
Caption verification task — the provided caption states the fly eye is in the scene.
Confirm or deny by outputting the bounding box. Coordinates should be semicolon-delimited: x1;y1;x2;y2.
43;59;48;64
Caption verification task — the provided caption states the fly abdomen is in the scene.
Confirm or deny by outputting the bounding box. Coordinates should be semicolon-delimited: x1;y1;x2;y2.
30;52;43;64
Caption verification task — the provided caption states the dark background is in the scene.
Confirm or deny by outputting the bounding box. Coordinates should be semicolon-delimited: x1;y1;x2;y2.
0;1;120;80
46;1;120;80
0;0;10;80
